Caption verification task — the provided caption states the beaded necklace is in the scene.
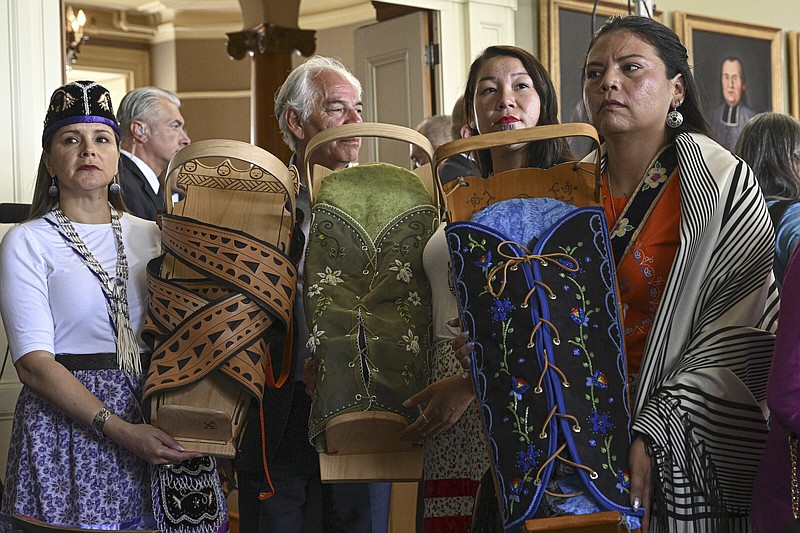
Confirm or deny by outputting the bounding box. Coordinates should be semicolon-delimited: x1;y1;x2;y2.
49;205;141;373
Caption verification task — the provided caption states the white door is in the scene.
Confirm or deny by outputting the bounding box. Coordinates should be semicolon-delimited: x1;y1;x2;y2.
355;11;437;168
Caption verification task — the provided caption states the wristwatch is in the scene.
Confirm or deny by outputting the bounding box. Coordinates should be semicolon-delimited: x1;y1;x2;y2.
91;406;112;437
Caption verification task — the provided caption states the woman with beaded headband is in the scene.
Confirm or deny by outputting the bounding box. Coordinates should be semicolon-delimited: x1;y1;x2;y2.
0;81;219;530
580;15;776;531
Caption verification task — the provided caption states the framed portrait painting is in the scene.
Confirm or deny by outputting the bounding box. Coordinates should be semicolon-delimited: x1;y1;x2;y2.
789;31;800;119
674;12;782;150
538;0;661;156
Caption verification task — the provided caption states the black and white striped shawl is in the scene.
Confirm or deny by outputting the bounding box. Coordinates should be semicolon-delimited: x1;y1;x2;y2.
622;133;778;532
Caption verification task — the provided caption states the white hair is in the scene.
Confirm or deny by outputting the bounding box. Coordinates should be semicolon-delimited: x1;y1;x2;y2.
117;86;181;142
274;56;362;153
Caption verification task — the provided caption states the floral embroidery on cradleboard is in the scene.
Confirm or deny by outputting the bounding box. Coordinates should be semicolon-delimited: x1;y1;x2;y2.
307;325;327;354
446;207;637;527
389;259;413;283
530;209;635;514
506;373;541;516
318;266;344;286
445;224;555;527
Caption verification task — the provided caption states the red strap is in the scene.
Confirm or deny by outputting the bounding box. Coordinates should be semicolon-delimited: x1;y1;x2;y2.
258;316;294;500
258;399;276;500
264;317;293;390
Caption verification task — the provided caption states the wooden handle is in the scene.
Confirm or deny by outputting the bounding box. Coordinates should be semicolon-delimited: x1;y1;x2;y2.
164;139;295;222
433;122;600;163
303;122;436;206
433;123;602;209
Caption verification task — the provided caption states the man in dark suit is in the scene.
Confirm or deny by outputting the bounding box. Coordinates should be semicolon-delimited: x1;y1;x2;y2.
236;55;392;533
116;87;190;220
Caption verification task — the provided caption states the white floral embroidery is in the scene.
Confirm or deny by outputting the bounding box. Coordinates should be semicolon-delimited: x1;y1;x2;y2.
402;328;420;354
318;266;343;286
307;284;323;297
407;291;422;306
390;260;413;283
307;325;326;353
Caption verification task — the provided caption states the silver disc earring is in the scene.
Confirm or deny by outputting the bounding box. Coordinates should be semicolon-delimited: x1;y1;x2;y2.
48;177;58;197
109;175;121;194
666;107;684;129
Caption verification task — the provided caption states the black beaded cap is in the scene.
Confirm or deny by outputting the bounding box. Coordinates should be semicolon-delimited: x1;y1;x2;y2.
42;80;120;147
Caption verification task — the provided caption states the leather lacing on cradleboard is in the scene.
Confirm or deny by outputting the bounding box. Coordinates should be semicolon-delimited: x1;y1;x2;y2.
445;207;638;531
142;213;296;438
487;244;597;493
142;213;297;502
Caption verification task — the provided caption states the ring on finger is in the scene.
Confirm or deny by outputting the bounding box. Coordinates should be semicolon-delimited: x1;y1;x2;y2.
632;496;641;511
421;412;430;424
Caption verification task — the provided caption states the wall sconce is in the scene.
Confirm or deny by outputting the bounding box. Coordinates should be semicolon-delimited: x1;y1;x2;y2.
66;6;87;65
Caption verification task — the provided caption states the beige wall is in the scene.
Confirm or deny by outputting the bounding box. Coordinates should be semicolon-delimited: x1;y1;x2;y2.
173;38;251;143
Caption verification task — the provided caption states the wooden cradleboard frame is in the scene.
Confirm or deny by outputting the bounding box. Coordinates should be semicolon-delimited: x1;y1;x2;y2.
435;124;638;532
303;123;437;482
142;139;296;458
433;122;602;221
524;511;629;532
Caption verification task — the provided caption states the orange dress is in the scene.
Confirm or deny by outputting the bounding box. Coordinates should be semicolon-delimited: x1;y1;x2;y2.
601;168;681;373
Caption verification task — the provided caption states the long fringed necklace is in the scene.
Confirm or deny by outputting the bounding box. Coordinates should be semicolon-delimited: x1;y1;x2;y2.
50;204;141;373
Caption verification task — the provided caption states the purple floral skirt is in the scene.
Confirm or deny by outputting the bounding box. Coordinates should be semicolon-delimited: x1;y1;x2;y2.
1;369;156;530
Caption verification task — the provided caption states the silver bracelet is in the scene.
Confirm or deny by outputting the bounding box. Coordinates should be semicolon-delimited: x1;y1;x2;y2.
91;406;112;437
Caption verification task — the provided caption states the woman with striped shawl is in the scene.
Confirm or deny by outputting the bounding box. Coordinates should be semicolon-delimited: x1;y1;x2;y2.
580;16;778;532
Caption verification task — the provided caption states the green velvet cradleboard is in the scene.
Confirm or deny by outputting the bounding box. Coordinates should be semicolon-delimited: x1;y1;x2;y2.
304;162;438;452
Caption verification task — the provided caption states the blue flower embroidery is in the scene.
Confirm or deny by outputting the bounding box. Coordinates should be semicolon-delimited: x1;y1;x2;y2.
615;468;631;493
570;306;589;326
588;411;614;435
491;297;514;321
474;250;493;272
516;443;541;471
585;369;609;389
573;348;582;356
509;478;524;502
558;258;576;270
509;376;530;400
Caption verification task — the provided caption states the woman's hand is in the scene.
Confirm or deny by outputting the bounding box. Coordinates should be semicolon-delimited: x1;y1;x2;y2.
629;436;653;531
448;318;474;370
104;417;203;465
399;373;475;443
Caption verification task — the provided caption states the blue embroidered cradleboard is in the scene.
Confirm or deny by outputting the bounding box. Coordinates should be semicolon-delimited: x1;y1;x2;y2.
446;198;641;530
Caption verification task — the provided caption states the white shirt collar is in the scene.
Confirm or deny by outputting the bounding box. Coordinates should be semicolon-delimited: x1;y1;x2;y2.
121;149;160;195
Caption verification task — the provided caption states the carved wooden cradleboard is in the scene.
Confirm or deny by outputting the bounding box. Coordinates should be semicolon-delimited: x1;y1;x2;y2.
142;139;297;458
302;123;439;481
434;122;603;221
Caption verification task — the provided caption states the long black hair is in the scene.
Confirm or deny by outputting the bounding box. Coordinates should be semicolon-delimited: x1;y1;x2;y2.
463;45;573;177
735;112;800;200
583;15;713;143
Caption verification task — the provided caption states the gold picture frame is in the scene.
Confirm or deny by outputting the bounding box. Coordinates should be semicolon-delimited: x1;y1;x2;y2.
674;12;782;147
539;0;628;124
538;0;662;155
789;31;800;119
